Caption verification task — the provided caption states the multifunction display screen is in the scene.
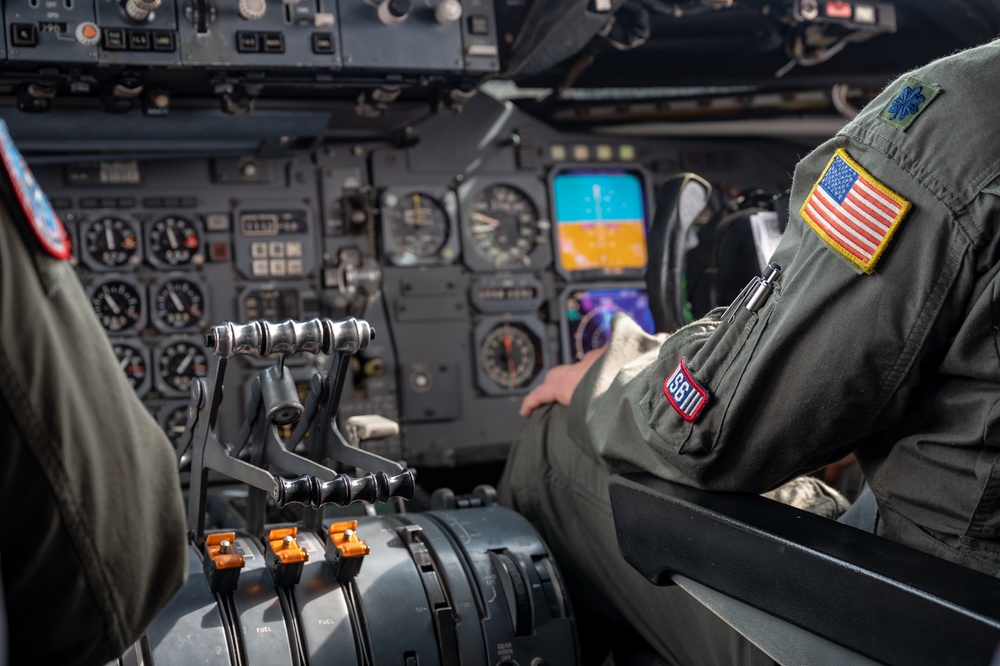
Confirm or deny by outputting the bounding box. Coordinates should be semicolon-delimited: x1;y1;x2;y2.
562;286;655;362
551;170;647;276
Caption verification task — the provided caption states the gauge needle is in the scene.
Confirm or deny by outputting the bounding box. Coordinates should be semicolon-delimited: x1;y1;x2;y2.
503;326;516;380
118;354;130;371
177;348;196;374
412;194;424;226
166;226;179;249
105;226;115;250
103;292;121;314
167;284;184;311
472;212;501;228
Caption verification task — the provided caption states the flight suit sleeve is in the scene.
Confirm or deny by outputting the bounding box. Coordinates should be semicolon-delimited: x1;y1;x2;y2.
0;200;188;664
567;131;986;493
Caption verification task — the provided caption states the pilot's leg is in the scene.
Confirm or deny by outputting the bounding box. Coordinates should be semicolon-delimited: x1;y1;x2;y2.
498;404;775;666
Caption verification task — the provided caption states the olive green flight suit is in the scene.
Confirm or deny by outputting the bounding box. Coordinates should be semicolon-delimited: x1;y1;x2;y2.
500;39;1000;665
0;149;187;664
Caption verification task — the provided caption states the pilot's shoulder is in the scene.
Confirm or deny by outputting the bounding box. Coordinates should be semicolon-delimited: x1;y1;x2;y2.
839;40;1000;211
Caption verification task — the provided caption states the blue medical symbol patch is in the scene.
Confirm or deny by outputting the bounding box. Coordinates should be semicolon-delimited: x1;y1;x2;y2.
663;358;708;422
878;76;941;132
0;121;69;259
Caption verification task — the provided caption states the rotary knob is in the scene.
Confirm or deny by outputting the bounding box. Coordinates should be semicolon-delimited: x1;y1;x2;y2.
239;0;267;21
377;0;410;25
435;0;462;24
124;0;161;22
75;22;101;46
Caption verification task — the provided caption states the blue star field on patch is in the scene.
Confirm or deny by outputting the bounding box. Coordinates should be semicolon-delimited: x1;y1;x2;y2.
819;156;859;204
878;76;942;132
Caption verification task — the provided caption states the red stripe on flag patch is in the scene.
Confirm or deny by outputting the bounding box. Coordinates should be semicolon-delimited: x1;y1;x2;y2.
800;148;911;274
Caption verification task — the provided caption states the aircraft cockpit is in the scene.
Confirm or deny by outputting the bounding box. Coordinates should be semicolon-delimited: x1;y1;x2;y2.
2;0;1000;664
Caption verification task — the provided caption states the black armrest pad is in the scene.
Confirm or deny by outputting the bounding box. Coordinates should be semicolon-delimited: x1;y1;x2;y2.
609;473;1000;666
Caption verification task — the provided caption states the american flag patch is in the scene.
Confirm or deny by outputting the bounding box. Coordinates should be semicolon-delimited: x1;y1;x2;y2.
663;358;708;422
800;148;911;274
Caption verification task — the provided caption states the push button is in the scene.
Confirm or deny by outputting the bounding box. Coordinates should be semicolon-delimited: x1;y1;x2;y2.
467;15;489;35
236;31;260;52
11;23;38;47
152;31;175;51
103;28;126;50
312;32;334;54
128;30;150;50
261;32;284;53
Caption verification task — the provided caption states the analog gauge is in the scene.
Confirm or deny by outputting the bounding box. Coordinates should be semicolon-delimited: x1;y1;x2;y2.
90;280;143;333
157;340;208;395
83;216;140;269
111;342;148;393
153;278;206;332
480;322;544;391
158;404;189;446
385;192;449;259
468;185;542;268
148;215;202;268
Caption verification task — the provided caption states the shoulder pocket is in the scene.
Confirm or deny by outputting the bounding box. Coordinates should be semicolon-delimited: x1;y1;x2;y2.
641;287;779;455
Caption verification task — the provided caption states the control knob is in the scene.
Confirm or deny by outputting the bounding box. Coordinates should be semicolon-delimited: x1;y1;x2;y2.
239;0;267;20
124;0;161;22
435;0;462;24
75;22;101;46
377;0;410;25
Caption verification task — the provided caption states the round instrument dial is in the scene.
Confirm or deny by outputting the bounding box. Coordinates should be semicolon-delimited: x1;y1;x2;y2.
157;340;208;396
153;278;206;332
90;280;143;333
158;404;190;446
468;185;542;268
111;342;148;393
83;216;140;269
148;215;202;267
384;192;449;260
479;322;543;391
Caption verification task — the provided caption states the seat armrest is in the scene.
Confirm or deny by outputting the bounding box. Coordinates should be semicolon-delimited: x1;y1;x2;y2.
609;473;1000;666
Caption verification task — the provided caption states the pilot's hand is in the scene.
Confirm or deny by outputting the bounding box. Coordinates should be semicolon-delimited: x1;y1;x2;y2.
519;346;607;418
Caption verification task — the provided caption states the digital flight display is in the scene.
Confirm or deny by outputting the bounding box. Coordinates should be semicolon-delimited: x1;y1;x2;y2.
563;286;655;362
552;170;647;276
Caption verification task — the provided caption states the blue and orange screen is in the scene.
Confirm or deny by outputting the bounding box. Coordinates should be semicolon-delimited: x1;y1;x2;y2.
552;171;647;273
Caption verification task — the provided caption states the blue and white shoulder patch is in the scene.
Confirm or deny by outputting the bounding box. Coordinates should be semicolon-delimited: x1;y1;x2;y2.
663;358;708;422
877;76;942;132
0;121;69;259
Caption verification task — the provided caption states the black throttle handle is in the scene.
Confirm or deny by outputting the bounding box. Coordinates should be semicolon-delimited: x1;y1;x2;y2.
275;474;319;507
316;472;379;506
375;469;415;503
275;469;415;508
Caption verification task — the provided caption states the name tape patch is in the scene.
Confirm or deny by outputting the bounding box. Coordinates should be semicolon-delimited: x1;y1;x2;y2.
800;148;911;274
0;121;70;259
663;358;708;422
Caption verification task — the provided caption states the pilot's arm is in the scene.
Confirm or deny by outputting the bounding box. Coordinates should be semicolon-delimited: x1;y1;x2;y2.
0;127;188;665
526;43;1000;563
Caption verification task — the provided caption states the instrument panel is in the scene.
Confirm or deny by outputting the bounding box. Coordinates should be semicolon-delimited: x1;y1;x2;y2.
20;92;802;469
